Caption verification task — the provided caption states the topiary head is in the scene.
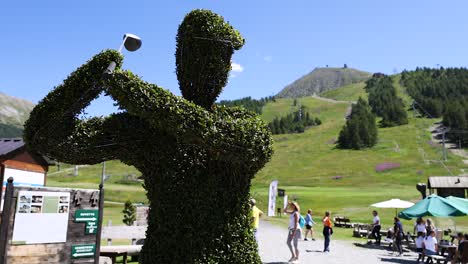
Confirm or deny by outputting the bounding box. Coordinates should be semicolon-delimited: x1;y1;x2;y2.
176;9;245;109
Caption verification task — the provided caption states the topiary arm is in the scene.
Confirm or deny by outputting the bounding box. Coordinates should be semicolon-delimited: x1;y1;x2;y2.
105;70;273;168
23;50;128;164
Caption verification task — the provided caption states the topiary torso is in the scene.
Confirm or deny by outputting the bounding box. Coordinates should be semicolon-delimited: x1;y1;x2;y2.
24;9;272;264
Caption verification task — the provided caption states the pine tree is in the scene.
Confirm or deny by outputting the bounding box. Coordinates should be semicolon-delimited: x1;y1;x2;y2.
122;200;137;226
366;74;408;127
337;98;378;149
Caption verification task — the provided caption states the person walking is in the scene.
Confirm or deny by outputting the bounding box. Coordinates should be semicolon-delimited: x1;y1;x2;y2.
393;217;404;256
284;201;301;263
370;210;381;245
304;209;315;241
322;211;333;252
250;199;263;245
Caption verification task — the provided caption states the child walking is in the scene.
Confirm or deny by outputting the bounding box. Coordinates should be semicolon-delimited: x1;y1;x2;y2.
415;232;424;263
304;209;315;241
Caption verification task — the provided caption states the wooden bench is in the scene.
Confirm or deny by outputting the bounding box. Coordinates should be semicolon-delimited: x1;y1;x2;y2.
425;254;448;264
100;225;146;263
353;223;371;237
333;216;352;228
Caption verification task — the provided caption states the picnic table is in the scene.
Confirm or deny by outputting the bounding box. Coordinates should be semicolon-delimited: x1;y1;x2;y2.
439;243;457;257
100;245;142;264
353;223;371;237
424;254;448;264
334;216;352;228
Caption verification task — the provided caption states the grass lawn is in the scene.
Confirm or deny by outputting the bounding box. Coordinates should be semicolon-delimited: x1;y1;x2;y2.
320;82;367;102
45;93;467;242
254;96;467;234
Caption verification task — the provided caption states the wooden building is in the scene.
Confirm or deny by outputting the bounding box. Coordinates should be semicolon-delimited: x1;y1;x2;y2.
427;176;468;198
0;138;54;208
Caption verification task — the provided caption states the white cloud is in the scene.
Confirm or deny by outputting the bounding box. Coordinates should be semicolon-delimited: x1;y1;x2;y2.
263;56;273;62
231;62;244;73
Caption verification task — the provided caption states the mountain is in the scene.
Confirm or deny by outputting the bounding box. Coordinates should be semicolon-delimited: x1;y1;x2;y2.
45;77;468;230
276;67;372;98
0;92;35;138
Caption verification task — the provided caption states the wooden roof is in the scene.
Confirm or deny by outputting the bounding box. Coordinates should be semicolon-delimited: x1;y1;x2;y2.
0;138;24;157
0;138;54;165
428;176;468;189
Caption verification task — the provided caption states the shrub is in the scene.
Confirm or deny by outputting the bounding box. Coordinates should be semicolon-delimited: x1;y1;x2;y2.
24;9;272;264
122;200;136;226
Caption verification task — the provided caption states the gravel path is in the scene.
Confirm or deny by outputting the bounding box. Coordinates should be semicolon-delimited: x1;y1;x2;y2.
258;221;419;264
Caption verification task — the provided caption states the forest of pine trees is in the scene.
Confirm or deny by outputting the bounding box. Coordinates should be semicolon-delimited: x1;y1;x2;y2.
268;106;321;135
337;97;378;149
365;73;408;127
218;96;275;114
401;68;468;146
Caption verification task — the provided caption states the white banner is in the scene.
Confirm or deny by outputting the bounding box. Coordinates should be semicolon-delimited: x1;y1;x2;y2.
283;195;288;211
268;180;278;216
3;168;45;187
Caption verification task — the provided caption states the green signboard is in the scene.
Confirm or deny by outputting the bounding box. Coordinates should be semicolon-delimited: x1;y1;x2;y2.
71;244;95;258
85;221;97;234
75;209;98;222
75;209;99;235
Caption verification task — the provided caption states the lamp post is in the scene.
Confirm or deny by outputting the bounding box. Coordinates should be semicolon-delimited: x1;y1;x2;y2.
118;33;142;53
104;33;142;75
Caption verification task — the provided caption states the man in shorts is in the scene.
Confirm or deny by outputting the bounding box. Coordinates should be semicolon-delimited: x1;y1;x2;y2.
250;199;263;245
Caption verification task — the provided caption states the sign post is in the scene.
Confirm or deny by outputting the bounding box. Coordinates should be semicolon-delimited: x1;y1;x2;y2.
71;244;96;259
74;209;98;236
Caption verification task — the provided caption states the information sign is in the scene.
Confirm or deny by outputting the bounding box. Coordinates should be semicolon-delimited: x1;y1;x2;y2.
71;244;95;259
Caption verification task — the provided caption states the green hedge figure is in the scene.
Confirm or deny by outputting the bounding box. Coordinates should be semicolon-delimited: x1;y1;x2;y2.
24;9;273;264
123;200;136;226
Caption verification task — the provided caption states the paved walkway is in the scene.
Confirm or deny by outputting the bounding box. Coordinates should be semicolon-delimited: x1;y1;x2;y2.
258;221;419;264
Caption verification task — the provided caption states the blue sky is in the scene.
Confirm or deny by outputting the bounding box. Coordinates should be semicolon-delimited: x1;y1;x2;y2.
2;0;468;115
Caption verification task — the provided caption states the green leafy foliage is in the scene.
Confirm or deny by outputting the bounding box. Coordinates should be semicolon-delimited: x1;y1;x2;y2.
24;9;272;264
218;96;275;114
365;73;408;127
337;98;378;149
122;200;136;226
402;67;468;146
176;9;245;109
268;107;321;134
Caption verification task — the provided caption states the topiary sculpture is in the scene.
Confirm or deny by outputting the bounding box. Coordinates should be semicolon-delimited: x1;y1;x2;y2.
24;9;273;264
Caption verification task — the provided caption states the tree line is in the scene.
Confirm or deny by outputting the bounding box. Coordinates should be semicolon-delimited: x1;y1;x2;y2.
365;73;408;127
218;96;276;114
337;73;409;150
402;67;468;146
268;106;321;135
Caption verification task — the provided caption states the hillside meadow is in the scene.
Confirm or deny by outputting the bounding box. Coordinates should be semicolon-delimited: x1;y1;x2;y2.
47;94;468;233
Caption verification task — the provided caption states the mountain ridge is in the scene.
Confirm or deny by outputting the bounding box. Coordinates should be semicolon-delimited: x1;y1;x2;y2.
277;67;372;98
0;92;35;137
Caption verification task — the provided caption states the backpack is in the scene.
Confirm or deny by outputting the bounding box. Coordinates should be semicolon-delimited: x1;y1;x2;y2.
299;214;306;228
